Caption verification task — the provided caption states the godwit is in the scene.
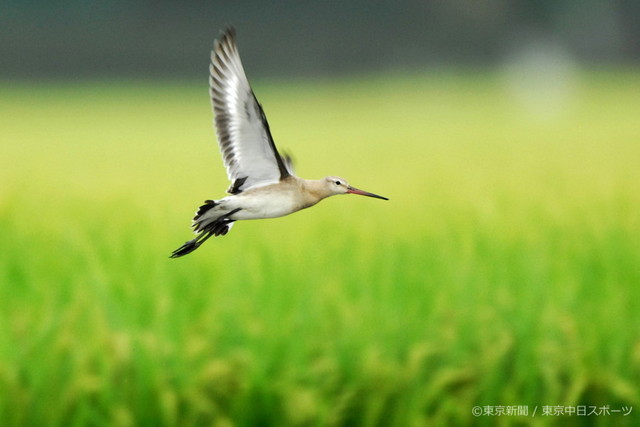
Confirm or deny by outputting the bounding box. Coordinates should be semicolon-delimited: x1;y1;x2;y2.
170;27;388;258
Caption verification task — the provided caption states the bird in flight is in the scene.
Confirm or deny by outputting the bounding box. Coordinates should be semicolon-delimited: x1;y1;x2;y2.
171;27;388;258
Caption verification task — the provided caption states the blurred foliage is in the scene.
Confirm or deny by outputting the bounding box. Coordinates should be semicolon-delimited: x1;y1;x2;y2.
1;70;640;425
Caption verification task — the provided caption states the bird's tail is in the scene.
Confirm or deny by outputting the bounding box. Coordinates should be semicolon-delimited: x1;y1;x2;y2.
170;201;240;258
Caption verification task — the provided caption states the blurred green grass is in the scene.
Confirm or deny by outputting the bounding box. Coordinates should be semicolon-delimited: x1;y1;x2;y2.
1;70;639;426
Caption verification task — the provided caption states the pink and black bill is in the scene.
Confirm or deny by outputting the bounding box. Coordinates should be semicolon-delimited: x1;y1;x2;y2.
346;186;388;200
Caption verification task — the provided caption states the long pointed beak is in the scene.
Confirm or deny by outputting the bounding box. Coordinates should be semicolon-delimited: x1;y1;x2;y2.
346;186;389;200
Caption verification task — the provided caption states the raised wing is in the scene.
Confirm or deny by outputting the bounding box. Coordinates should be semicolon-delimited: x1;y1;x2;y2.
209;27;292;194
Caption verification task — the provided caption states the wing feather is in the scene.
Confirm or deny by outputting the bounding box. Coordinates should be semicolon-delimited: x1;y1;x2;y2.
209;27;293;194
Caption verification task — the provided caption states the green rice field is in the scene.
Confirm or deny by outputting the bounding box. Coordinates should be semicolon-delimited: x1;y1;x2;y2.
1;70;639;426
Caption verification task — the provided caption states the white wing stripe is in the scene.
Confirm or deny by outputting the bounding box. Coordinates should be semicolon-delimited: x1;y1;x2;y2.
209;27;293;194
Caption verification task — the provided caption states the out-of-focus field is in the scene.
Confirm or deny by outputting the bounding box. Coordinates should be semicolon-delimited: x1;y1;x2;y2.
0;71;639;426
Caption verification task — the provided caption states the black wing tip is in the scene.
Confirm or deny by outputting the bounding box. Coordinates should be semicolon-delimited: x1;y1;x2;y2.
170;240;200;258
214;26;237;50
221;25;236;38
171;208;241;258
211;26;238;80
169;229;214;258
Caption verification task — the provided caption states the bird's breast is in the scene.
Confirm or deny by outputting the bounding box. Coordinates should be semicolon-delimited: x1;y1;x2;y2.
226;190;303;220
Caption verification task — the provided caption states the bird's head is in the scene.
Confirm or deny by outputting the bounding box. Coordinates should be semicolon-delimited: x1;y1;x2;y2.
323;176;388;200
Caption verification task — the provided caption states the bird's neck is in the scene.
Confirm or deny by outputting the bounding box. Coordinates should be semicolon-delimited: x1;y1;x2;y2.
301;179;331;207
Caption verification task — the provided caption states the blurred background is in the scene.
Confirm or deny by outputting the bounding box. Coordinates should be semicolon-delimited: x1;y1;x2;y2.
1;1;640;426
2;0;638;80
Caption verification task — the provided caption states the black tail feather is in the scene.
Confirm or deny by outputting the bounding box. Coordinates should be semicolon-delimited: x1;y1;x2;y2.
193;200;218;222
170;208;241;258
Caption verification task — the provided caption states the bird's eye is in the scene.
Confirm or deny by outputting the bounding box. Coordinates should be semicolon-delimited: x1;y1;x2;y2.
335;181;341;186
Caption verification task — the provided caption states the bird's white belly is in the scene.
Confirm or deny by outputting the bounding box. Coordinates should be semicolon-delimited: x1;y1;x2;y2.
223;191;301;220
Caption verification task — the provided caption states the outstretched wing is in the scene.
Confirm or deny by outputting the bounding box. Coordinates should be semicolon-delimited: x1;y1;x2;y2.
209;27;292;194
